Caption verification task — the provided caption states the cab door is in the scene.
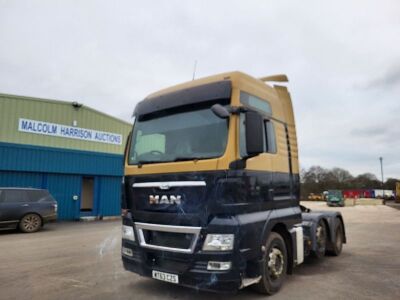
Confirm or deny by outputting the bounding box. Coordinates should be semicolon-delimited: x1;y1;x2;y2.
269;121;294;209
241;114;275;208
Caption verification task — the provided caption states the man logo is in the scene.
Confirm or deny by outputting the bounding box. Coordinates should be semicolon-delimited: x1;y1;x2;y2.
149;195;182;205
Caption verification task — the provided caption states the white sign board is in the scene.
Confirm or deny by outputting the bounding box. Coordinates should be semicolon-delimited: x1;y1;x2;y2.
18;118;123;145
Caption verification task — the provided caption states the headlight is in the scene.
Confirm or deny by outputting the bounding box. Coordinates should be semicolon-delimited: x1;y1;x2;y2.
122;225;135;241
207;261;232;271
203;234;234;251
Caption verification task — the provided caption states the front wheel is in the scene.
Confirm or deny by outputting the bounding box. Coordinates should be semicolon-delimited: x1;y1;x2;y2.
253;232;287;295
19;213;42;233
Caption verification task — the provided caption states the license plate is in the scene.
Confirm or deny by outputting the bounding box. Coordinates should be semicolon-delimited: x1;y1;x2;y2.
152;270;179;284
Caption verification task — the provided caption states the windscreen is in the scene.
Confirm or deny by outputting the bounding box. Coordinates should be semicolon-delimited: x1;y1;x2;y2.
128;107;228;165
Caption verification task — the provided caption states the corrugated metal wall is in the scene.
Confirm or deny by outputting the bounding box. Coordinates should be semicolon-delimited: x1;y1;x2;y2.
0;170;122;220
0;93;132;154
0;143;124;220
0;142;124;176
46;174;82;220
0;93;130;220
98;176;122;216
0;171;43;189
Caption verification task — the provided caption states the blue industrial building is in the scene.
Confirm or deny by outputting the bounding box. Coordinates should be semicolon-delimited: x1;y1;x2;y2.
0;94;132;220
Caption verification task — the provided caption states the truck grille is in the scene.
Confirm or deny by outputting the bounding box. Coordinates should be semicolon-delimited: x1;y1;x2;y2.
143;230;193;249
135;222;201;254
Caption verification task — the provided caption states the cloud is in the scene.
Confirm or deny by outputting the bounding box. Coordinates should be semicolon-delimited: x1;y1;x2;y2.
351;126;387;138
0;0;399;179
362;65;400;89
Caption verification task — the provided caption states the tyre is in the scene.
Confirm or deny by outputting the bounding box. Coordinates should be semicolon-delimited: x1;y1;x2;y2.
19;213;42;233
311;220;327;259
253;232;287;295
327;221;343;256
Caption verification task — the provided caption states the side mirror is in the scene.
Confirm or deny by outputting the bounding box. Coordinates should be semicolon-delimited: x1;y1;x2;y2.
211;104;230;119
245;111;264;156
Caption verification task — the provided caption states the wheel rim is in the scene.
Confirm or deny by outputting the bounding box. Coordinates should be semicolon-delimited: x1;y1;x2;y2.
268;247;284;280
316;224;326;251
22;215;40;232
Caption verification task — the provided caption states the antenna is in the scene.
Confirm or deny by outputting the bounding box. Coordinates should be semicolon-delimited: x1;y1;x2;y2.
192;60;197;80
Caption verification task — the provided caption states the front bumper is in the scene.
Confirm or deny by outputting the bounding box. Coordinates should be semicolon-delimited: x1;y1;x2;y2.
121;239;243;293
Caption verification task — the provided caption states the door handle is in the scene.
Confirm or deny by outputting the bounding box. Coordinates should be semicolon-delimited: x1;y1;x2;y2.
21;204;29;207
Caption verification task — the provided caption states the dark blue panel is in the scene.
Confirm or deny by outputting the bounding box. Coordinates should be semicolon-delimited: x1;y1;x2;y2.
98;176;121;216
0;171;43;189
0;142;124;176
46;174;81;220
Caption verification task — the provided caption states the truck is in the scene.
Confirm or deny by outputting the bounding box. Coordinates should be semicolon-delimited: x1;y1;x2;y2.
326;190;344;207
373;189;395;200
121;71;346;295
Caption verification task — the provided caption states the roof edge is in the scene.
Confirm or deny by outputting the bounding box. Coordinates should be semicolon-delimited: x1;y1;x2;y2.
0;92;132;126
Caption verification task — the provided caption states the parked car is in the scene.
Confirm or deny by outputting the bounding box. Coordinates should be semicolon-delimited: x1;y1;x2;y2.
0;188;57;233
327;190;344;207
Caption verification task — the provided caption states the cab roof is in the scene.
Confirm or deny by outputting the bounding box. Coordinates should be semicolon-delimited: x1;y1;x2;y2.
145;71;279;100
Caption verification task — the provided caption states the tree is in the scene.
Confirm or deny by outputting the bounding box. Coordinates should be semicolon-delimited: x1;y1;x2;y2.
352;173;380;189
383;178;400;190
330;168;353;184
299;166;398;200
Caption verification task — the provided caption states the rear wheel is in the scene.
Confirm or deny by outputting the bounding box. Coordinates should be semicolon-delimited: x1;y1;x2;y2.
19;213;42;233
312;220;327;258
253;232;287;295
327;221;343;256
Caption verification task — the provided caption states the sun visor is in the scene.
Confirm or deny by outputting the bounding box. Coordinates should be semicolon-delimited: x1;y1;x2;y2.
134;80;232;120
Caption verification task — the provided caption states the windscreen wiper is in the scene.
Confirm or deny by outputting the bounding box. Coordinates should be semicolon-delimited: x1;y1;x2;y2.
173;156;210;162
136;160;165;167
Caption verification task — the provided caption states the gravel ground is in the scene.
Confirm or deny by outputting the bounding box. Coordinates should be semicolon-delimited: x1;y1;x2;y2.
0;201;399;300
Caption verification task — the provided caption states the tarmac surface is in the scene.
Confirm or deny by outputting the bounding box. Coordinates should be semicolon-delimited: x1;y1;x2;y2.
0;202;399;300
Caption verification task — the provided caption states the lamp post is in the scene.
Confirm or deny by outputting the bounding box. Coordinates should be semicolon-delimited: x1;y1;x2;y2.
379;157;384;199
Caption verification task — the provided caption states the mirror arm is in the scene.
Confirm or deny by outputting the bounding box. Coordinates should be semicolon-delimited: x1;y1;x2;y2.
227;106;246;115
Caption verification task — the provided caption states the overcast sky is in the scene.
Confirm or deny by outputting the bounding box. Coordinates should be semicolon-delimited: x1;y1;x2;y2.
1;0;399;179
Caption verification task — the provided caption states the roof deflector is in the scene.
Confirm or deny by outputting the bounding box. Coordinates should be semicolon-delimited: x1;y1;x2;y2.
259;74;289;82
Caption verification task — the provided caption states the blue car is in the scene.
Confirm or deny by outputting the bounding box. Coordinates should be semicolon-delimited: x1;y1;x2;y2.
0;188;57;233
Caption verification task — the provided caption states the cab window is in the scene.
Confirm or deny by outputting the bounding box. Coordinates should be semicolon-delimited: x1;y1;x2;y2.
265;120;277;153
240;91;272;115
239;115;276;157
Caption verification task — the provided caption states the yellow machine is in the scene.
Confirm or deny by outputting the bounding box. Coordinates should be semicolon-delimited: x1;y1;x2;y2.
308;193;324;201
